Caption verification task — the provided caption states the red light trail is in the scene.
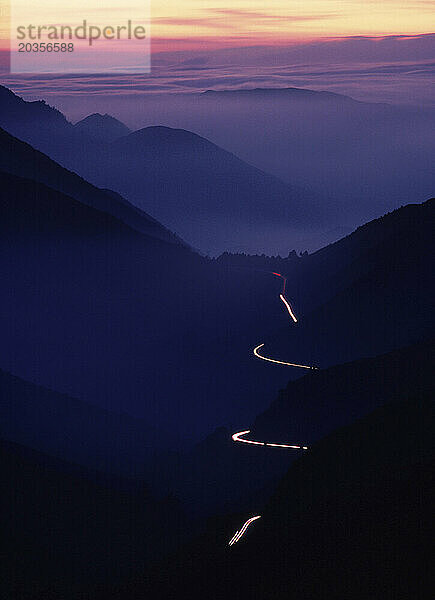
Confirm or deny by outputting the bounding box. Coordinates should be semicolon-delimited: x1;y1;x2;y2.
272;271;287;294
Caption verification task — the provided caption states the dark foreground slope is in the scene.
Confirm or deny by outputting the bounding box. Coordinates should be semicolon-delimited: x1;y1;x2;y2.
2;339;432;599
122;393;434;600
293;196;435;315
0;439;187;600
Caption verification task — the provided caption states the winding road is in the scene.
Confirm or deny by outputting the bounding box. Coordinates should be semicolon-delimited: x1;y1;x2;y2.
228;272;314;546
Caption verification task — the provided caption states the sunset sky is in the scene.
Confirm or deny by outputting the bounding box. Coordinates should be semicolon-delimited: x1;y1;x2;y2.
150;0;434;50
0;0;433;86
1;0;434;53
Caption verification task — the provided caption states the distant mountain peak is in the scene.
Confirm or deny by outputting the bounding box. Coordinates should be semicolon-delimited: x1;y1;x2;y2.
76;112;125;125
74;112;131;142
119;125;205;144
115;126;224;156
201;86;358;103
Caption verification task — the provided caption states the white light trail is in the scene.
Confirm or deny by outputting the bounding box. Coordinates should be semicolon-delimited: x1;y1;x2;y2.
279;294;298;322
227;270;315;550
253;343;316;370
232;430;308;451
232;430;264;445
229;515;262;546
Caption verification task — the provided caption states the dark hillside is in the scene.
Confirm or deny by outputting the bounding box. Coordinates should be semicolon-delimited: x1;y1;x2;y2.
0;438;187;600
127;393;434;600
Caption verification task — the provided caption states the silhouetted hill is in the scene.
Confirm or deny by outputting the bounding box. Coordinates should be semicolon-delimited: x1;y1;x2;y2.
82;125;316;253
0;171;146;237
0;168;287;444
0;438;188;600
0;85;72;139
74;113;131;142
295;197;435;313
128;393;434;600
280;200;433;365
0;126;184;245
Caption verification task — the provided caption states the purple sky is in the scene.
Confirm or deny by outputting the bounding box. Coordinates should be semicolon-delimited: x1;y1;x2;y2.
0;33;433;118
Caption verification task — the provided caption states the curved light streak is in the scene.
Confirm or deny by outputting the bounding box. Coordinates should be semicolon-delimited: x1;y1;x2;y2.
232;430;308;451
253;343;316;370
232;430;264;445
229;515;261;546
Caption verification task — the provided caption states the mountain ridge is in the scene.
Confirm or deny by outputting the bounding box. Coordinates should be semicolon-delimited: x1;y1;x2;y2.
202;86;365;103
0;125;185;246
0;84;328;255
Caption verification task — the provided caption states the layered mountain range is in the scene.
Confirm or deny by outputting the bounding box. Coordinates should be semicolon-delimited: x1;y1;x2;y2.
0;86;433;598
0;85;322;254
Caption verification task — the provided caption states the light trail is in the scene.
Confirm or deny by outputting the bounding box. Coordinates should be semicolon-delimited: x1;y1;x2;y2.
228;270;316;549
272;271;287;294
229;516;262;546
232;430;308;451
232;430;264;445
253;343;316;370
272;272;299;321
279;294;298;323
